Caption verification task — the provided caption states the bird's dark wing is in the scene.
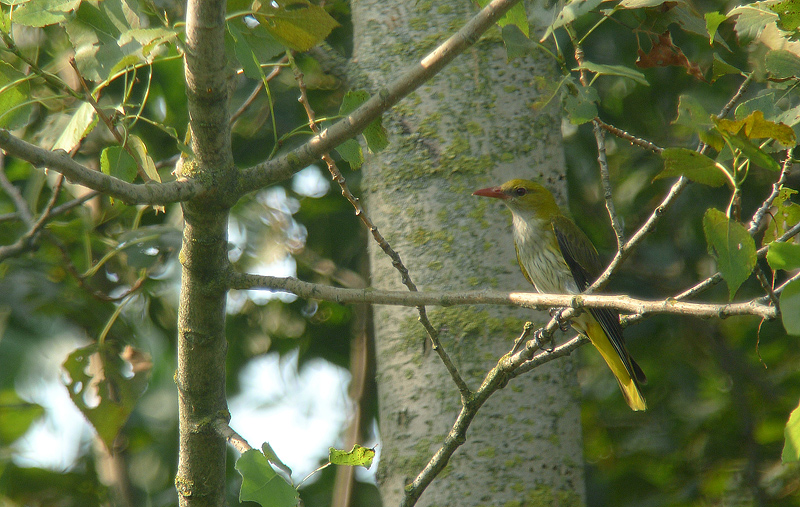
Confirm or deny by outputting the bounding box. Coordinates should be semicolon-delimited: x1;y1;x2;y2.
551;216;646;385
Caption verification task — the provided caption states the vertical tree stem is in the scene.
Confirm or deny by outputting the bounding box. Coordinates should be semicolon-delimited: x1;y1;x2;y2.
176;0;235;504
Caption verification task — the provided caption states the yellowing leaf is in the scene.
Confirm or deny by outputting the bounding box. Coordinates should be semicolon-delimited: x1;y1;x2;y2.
716;110;796;146
253;0;338;52
328;444;375;469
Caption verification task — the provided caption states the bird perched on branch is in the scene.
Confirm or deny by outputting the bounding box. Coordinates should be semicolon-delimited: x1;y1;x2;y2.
473;179;646;411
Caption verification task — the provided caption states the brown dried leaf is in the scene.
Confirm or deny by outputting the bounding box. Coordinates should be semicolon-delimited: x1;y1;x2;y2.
636;30;706;81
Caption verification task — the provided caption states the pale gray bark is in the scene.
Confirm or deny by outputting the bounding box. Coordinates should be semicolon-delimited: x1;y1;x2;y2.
352;1;586;505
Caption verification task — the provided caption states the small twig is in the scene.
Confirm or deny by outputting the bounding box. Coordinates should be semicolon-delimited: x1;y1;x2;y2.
285;51;471;398
749;149;792;234
230;56;288;125
46;234;149;302
213;419;253;454
0;152;34;226
753;265;780;309
0;162;65;261
571;37;626;247
594;118;663;154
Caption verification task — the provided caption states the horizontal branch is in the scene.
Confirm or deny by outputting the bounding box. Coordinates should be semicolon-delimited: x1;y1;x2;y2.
0;129;203;205
229;274;777;320
236;0;523;194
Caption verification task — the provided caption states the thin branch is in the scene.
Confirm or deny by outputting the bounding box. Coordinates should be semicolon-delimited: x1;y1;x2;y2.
572;38;625;247
590;72;755;293
286;51;471;397
228;274;777;320
0;129;203;204
595;118;663;154
0;152;34;226
230;56;288;125
236;0;529;195
0;165;64;261
0;31;83;100
748;149;792;234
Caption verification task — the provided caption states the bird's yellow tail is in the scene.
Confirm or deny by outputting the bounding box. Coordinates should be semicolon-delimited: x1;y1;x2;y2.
578;318;647;411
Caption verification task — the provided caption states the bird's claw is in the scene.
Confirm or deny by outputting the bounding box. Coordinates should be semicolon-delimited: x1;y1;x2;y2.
550;308;571;332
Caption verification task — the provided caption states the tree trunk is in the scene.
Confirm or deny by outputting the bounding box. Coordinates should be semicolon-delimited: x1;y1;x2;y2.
353;1;586;506
175;0;235;504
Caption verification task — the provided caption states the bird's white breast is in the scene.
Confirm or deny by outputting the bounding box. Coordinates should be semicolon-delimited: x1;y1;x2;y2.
511;212;578;294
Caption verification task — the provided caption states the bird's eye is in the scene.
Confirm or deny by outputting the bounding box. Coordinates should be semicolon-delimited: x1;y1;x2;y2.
514;187;527;197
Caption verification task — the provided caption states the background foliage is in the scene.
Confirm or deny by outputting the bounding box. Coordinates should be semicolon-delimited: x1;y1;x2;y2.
1;0;799;505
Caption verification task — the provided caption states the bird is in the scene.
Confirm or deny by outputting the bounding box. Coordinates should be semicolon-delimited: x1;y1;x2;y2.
473;178;647;411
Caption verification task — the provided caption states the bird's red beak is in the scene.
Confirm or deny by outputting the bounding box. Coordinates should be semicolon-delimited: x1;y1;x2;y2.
472;186;508;200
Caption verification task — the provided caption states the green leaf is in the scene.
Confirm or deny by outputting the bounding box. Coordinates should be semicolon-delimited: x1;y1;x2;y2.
711;53;743;83
540;0;604;42
763;188;800;243
771;0;800;32
253;0;339;52
478;0;528;36
618;0;667;8
363;119;388;153
655;148;727;186
702;208;757;299
338;90;387;153
339;89;368;116
563;83;598;125
728;2;779;40
65;0;145;83
334;138;363;170
767;241;800;271
101;146;138;183
52;102;98;152
765;49;800;78
501;24;537;60
329;444;375;469
663;2;731;51
235;449;299;507
0;62;32;130
705;11;728;44
227;20;263;80
0;7;10;32
783;399;800;461
127;135;161;182
62;343;151;450
0;389;44;445
11;0;80;27
726;134;782;171
672;94;713;131
734;92;779;121
575;61;649;86
780;279;800;335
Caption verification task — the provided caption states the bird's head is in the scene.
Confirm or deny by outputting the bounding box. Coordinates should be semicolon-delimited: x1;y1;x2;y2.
472;179;560;220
